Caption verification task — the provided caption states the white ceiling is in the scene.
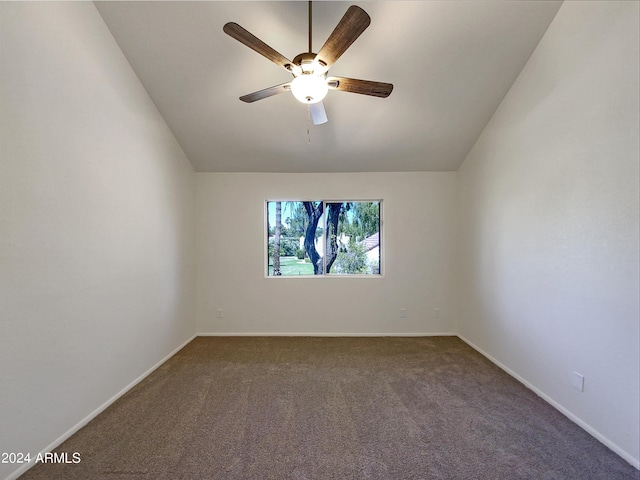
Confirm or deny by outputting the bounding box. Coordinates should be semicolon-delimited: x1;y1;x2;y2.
96;1;562;173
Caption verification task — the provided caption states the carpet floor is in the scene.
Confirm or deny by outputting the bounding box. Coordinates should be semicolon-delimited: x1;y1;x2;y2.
19;336;639;479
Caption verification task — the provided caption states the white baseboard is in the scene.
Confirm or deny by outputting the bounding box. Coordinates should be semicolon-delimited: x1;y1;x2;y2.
197;331;458;337
5;334;197;480
457;334;640;470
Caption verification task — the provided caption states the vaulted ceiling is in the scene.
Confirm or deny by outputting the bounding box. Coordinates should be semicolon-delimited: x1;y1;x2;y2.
96;1;562;173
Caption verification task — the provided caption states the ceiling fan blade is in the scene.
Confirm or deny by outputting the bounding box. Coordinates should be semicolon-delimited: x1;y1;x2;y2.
223;22;296;73
239;83;291;103
309;101;328;125
327;76;393;98
315;5;371;68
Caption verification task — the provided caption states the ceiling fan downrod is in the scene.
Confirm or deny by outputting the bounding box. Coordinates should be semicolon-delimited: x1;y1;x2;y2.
308;1;313;54
294;2;323;77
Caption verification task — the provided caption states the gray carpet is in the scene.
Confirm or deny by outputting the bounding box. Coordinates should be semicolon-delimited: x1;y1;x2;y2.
19;336;639;479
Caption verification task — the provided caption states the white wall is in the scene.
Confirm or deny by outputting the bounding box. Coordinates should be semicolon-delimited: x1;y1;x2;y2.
197;172;457;335
457;1;639;467
0;3;196;479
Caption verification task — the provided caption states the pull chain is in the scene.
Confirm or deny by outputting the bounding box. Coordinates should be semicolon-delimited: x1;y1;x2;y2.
308;1;313;144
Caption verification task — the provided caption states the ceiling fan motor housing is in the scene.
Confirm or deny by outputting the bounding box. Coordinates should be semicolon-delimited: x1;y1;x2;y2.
292;52;326;74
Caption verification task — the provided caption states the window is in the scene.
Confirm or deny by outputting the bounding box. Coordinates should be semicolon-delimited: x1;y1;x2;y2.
266;201;382;276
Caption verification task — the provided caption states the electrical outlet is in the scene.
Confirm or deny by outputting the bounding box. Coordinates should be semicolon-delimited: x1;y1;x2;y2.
216;308;223;318
434;308;441;318
571;372;584;392
400;308;407;318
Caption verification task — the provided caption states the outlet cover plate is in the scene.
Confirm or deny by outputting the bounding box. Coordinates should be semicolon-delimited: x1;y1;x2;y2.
572;372;584;392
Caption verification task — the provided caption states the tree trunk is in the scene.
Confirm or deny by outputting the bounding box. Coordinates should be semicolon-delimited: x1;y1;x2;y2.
303;202;324;274
324;203;342;273
273;201;282;275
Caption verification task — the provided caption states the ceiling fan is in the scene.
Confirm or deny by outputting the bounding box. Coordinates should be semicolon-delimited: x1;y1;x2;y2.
223;1;393;125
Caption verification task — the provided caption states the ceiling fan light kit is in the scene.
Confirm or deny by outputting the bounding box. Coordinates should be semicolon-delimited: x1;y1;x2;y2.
290;75;328;104
223;1;393;125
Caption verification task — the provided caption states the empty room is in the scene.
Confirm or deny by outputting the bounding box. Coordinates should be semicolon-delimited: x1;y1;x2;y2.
1;1;638;479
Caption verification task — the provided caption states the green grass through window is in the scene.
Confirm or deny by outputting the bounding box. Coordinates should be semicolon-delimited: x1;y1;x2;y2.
268;256;315;276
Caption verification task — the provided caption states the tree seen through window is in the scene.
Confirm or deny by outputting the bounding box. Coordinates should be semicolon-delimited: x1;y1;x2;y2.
267;201;381;276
